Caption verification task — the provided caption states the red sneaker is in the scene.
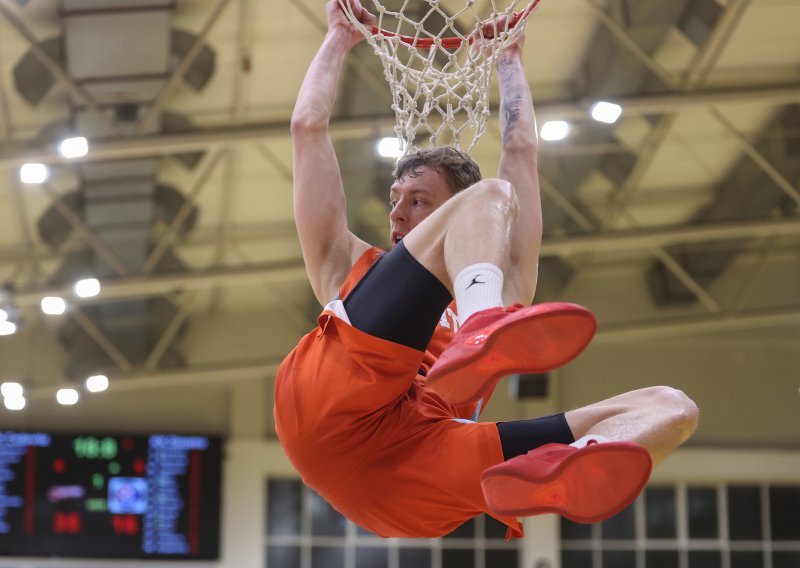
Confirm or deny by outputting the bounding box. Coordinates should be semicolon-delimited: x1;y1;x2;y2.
425;302;596;405
481;441;652;523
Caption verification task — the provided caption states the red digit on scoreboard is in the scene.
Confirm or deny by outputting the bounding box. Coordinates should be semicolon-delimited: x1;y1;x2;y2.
53;512;81;534
112;515;139;535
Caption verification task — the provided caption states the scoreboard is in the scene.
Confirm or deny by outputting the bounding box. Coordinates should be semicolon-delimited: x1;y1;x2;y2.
0;431;222;559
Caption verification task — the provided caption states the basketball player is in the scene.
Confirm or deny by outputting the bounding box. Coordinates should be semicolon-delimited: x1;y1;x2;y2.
274;0;699;539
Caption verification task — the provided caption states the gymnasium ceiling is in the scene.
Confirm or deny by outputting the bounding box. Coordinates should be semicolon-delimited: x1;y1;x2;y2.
0;0;798;438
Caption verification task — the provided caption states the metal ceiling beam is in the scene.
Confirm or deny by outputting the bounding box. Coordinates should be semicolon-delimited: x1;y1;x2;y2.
12;259;308;307
710;107;800;206
3;83;800;168
582;0;679;90
728;235;779;311
39;181;131;276
8;217;800;306
540;217;800;256
27;356;282;400
2;214;798;271
589;0;753;312
682;0;752;87
0;0;123;136
0;44;13;139
135;0;234;135
621;0;795;309
542;118;722;314
9;178;42;283
143;291;199;370
142;149;226;273
600;0;753;230
601;116;677;229
648;240;722;313
70;306;134;372
25;302;800;395
594;304;800;344
546;84;800;118
0;219;298;265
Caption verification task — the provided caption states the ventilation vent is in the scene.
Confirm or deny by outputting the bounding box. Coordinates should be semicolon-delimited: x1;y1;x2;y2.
509;373;550;400
171;29;215;92
12;36;62;105
161;112;205;170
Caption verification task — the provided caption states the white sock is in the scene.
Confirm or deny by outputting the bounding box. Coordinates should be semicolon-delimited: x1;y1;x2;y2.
571;434;611;449
453;263;504;323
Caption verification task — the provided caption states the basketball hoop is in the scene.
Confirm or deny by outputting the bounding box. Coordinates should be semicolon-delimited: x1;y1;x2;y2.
339;0;544;156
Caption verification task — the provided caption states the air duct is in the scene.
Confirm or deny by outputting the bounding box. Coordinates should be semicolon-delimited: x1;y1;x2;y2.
14;0;216;379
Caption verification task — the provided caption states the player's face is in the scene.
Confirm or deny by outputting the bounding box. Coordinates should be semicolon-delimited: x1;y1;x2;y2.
389;166;454;247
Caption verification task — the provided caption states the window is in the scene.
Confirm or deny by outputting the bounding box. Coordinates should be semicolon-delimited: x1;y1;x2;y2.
266;478;520;568
561;483;800;568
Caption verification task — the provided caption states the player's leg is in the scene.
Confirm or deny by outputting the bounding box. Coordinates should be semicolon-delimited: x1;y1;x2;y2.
563;385;699;465
342;240;451;352
400;177;518;293
481;387;698;523
344;177;519;352
401;178;596;404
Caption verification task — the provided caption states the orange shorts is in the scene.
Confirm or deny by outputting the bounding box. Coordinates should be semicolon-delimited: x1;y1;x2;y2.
274;310;523;539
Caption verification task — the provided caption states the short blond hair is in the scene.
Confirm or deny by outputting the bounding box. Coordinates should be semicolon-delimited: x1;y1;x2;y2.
394;147;482;193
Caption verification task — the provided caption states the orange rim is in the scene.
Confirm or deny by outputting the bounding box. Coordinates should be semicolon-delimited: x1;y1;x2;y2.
366;0;542;49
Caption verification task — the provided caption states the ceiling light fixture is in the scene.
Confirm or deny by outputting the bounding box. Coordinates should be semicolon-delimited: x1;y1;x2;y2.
590;101;623;124
73;278;101;298
0;321;17;336
85;374;109;393
41;296;67;316
58;136;89;159
540;120;570;141
1;382;23;398
377;137;404;159
4;396;26;411
56;388;79;406
19;163;49;185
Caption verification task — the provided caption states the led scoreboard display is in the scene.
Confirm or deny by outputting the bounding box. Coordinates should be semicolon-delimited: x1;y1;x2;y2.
0;431;222;560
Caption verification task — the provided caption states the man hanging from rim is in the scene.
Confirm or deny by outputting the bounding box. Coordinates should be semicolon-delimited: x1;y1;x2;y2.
274;0;699;539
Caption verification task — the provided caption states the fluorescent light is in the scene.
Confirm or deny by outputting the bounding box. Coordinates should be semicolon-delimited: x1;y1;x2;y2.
58;136;89;159
73;278;101;298
41;296;67;315
20;163;49;184
377;137;404;159
4;396;26;411
1;382;23;398
0;308;7;321
56;388;79;405
540;121;570;141
0;321;17;336
590;101;623;124
85;374;109;393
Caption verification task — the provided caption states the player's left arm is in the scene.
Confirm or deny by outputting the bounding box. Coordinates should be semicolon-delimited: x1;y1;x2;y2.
495;37;543;299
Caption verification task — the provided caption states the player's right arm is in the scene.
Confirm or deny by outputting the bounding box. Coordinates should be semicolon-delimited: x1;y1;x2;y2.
290;1;374;305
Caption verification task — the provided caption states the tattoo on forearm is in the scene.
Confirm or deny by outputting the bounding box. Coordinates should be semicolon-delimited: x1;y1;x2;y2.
502;97;523;142
497;56;513;73
497;54;527;143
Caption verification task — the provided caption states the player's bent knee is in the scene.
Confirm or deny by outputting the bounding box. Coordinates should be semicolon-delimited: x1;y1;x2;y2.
464;178;519;216
649;386;699;440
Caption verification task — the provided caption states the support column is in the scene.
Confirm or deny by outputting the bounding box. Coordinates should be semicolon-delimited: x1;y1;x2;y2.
523;514;561;568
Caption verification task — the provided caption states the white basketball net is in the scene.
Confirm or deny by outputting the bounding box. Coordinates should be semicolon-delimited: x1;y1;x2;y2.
340;0;543;156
